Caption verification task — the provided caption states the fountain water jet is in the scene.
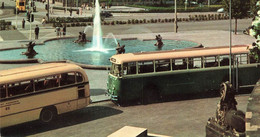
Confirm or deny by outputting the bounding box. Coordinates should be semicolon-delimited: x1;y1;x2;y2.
104;33;118;47
90;0;104;51
84;26;93;34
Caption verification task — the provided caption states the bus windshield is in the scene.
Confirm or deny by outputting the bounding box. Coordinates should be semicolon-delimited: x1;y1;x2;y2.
110;64;122;77
19;2;25;6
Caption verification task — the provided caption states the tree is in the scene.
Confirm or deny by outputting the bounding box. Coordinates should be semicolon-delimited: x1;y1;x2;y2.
250;0;258;16
222;0;250;34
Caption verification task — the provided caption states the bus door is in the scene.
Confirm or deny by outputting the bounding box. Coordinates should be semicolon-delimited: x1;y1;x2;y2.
76;73;87;109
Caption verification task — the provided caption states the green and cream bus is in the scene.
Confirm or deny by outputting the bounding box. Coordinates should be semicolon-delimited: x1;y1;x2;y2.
107;45;260;105
0;63;90;128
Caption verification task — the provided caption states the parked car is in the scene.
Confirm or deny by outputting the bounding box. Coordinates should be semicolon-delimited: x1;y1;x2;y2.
100;11;113;18
190;1;198;5
217;8;225;13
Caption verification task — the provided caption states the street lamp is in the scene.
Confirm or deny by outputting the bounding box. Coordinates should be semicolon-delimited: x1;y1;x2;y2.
48;0;50;22
15;6;17;29
29;0;32;40
174;0;177;33
185;0;187;11
229;0;232;84
66;0;67;13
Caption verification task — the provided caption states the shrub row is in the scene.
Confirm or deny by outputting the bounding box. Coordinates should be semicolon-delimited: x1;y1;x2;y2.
52;13;228;27
48;17;93;23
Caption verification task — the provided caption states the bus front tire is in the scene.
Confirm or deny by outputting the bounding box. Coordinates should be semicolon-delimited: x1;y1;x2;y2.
40;107;57;123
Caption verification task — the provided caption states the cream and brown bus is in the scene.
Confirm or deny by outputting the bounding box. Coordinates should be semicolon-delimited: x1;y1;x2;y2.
0;63;90;128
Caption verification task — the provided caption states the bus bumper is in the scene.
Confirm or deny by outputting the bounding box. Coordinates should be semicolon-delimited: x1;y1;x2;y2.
106;90;118;101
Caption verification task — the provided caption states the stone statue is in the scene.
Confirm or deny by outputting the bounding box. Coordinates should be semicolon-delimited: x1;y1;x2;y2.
154;34;163;49
22;41;37;58
116;43;125;54
74;31;90;43
206;82;245;136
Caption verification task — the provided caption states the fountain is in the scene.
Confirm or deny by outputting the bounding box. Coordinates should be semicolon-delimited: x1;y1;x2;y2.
0;0;201;67
88;0;104;51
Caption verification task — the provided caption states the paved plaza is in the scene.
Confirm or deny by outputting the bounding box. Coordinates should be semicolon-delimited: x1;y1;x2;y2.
0;0;257;136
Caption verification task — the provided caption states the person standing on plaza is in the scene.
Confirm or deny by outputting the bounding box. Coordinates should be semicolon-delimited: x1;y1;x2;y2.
62;25;66;36
69;7;72;16
55;26;61;37
79;7;82;15
35;25;39;39
50;5;54;14
22;18;25;29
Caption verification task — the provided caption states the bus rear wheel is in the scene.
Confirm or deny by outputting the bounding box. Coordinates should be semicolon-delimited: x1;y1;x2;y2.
40;107;57;123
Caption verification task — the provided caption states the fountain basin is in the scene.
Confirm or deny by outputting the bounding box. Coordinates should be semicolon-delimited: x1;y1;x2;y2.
0;38;200;66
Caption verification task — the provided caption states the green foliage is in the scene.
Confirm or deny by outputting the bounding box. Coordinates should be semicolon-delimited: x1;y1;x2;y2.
251;0;258;16
48;17;93;23
222;0;250;19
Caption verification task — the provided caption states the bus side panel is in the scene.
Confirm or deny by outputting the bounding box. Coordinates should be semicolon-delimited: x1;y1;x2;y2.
119;68;230;101
238;65;260;87
112;64;259;103
121;77;143;101
0;108;41;128
55;100;77;114
0;87;78;128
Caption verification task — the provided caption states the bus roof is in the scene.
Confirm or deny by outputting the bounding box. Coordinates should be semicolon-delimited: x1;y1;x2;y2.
0;63;87;84
110;45;251;64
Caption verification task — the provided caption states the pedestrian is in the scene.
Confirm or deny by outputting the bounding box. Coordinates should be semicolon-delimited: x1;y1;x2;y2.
55;26;61;37
50;6;53;14
41;18;46;26
62;24;66;36
79;7;82;15
69;8;72;16
22;18;25;29
35;25;39;39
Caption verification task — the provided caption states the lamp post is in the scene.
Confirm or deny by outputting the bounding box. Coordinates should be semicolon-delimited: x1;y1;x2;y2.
174;0;177;33
185;0;187;11
15;6;17;29
208;0;210;7
66;0;67;13
29;0;32;40
229;0;232;84
47;0;50;22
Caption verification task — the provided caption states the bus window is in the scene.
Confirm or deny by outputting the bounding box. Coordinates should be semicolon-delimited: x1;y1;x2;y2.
76;73;84;83
138;61;154;74
61;72;76;86
220;55;230;66
235;54;248;65
0;85;6;99
110;64;122;76
44;76;59;88
123;62;136;75
174;59;187;70
23;80;34;92
205;56;218;68
156;59;170;72
192;57;202;69
8;80;34;97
